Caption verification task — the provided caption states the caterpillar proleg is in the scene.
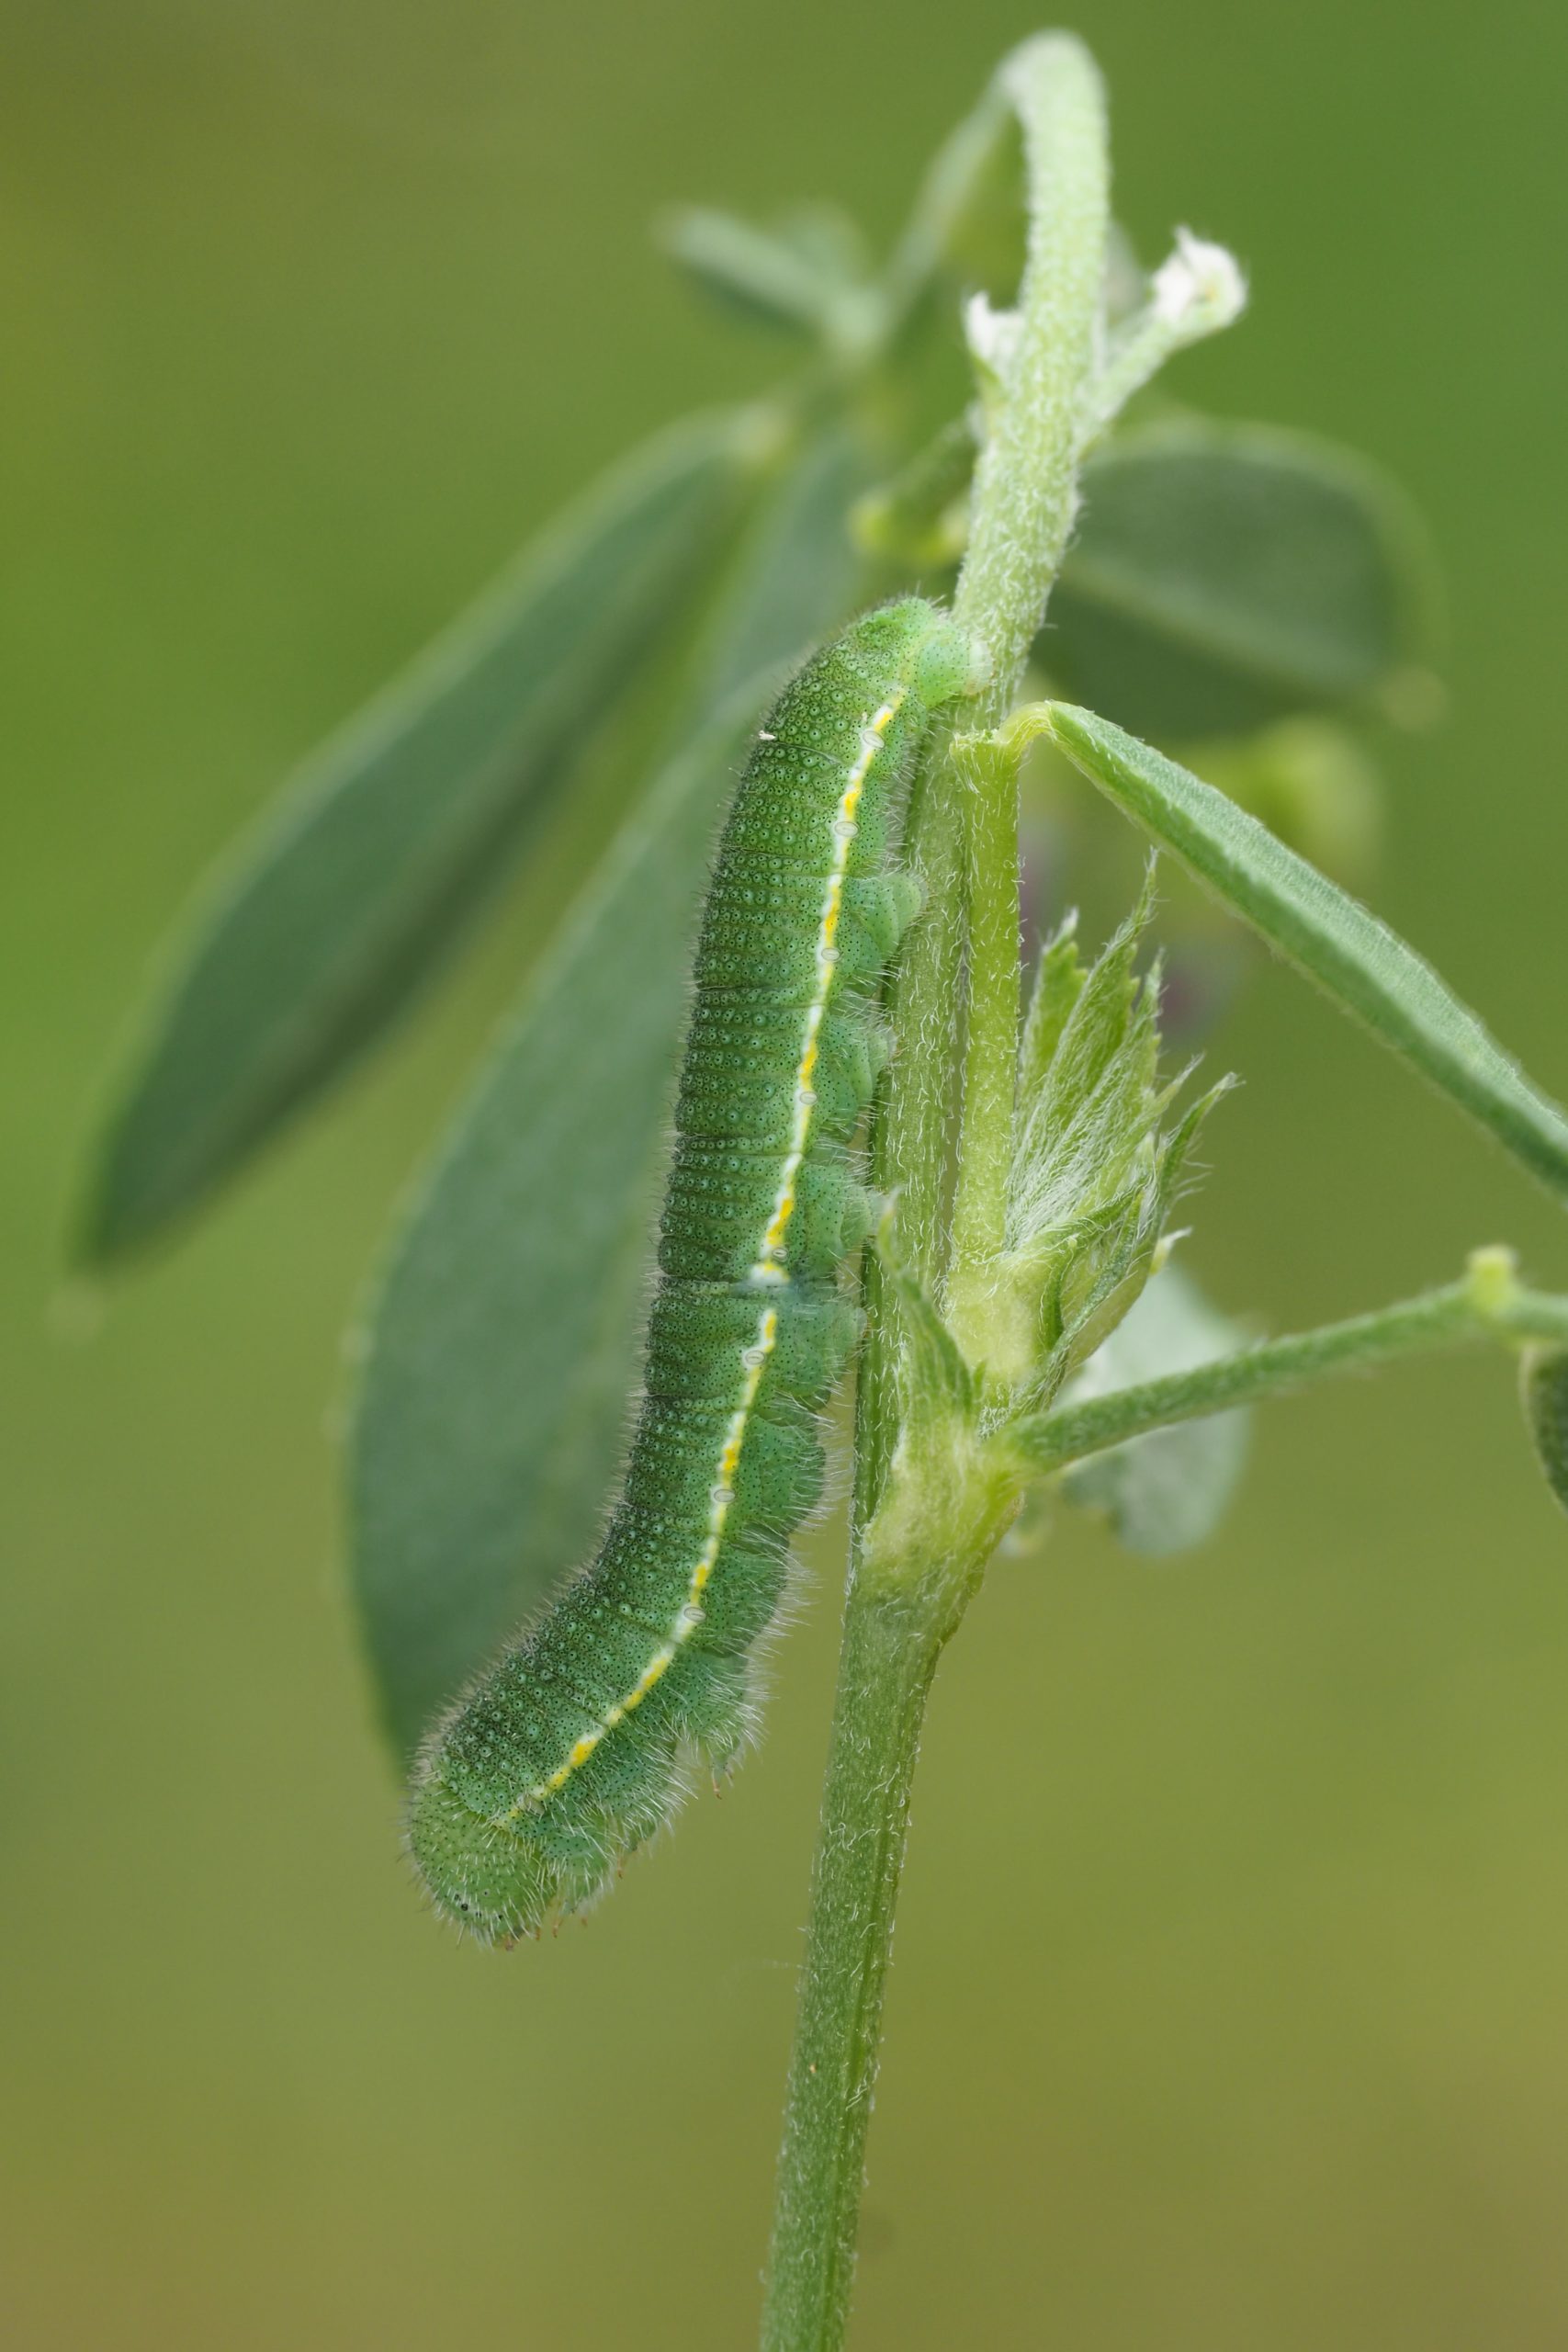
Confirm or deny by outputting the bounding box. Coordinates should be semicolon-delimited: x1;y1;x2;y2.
408;599;980;1940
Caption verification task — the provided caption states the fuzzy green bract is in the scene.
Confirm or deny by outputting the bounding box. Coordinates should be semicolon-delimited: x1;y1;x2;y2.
407;599;977;1940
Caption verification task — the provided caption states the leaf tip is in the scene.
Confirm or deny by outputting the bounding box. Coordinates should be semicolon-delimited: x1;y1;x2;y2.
1521;1343;1568;1522
67;1144;139;1272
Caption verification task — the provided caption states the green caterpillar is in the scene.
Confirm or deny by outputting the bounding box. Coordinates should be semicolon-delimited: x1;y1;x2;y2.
408;598;980;1941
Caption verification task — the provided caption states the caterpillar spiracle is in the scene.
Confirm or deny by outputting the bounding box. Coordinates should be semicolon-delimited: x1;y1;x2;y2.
408;598;982;1941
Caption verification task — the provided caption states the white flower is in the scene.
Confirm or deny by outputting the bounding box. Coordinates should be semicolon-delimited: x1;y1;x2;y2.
964;291;1022;379
1152;227;1247;337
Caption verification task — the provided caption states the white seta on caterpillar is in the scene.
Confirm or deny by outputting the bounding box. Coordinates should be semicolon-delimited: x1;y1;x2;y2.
407;598;980;1940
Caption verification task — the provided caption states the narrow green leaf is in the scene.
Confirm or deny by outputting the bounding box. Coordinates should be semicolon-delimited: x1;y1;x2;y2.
349;684;772;1762
660;207;840;334
695;424;868;702
852;417;976;568
1183;718;1382;885
769;205;874;290
83;408;766;1262
1053;419;1434;739
886;74;1023;327
660;206;875;347
1043;701;1568;1205
1521;1346;1568;1521
350;431;872;1760
1063;1263;1251;1555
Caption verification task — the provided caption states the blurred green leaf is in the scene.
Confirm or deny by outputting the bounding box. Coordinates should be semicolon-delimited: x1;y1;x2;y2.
1182;717;1382;885
659;204;880;356
660;207;840;334
852;416;976;569
1042;702;1568;1206
349;684;769;1760
1063;1262;1251;1554
82;409;766;1263
350;430;872;1760
1053;419;1434;739
694;424;868;700
1521;1346;1568;1521
769;204;874;288
888;74;1024;322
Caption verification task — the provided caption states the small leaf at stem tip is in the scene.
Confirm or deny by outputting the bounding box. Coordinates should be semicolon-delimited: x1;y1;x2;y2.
81;408;769;1264
1038;701;1568;1208
1052;418;1436;739
1521;1346;1568;1521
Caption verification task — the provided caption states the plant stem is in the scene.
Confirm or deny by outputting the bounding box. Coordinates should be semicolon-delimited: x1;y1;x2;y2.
759;1577;945;2352
1006;1250;1568;1476
952;35;1109;722
944;28;1110;1340
760;35;1109;2351
852;771;969;1520
946;732;1023;1341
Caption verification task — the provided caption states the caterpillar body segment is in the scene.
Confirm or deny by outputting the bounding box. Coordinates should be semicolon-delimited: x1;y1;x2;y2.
408;599;979;1941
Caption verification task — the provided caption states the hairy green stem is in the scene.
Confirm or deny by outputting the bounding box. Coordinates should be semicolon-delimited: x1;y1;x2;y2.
1007;1249;1568;1476
761;35;1109;2352
945;28;1110;1341
759;1582;944;2352
947;734;1023;1342
852;769;969;1524
952;35;1109;719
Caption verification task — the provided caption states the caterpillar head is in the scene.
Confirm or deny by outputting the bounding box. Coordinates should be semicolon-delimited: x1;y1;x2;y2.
851;595;987;713
914;615;990;709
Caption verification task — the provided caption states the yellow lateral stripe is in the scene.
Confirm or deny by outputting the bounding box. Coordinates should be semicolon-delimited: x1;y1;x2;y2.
752;695;903;1282
503;1304;781;1817
502;692;903;1821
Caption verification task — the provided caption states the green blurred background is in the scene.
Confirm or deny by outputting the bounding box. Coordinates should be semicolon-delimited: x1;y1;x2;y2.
6;4;1568;2345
